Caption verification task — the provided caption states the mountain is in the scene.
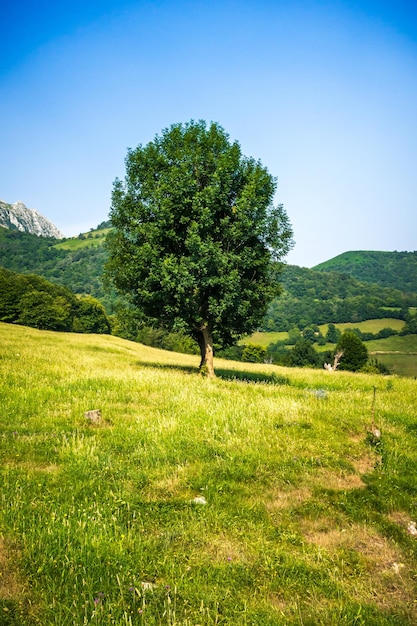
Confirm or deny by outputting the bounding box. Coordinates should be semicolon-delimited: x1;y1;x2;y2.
0;199;64;239
313;250;417;294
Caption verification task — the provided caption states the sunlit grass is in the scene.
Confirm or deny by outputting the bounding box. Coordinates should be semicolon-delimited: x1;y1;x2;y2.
321;318;405;334
1;323;416;624
53;228;110;250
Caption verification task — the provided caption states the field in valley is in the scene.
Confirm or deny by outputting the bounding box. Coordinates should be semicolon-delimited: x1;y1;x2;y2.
1;322;417;625
243;320;417;378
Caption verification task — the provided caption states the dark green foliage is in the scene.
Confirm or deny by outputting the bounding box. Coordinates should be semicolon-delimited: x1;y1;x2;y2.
2;218;416;342
302;326;316;344
325;323;341;343
287;327;302;345
400;311;417;335
96;220;112;230
216;344;245;361
136;326;199;355
72;295;111;334
286;338;320;367
18;291;73;331
0;268;110;333
313;250;417;293
336;331;368;371
106;120;293;371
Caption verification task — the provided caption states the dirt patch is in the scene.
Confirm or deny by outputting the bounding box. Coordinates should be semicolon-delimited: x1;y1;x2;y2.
202;533;248;563
303;520;416;618
315;467;365;490
312;451;378;491
388;510;412;528
351;452;378;476
264;486;312;512
304;521;391;560
0;537;25;600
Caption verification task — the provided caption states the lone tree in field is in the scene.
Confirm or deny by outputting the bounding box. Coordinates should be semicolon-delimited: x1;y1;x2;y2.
336;331;368;371
106;120;293;376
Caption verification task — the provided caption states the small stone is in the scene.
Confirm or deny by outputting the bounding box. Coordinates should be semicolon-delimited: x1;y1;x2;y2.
392;562;405;574
85;409;102;425
192;496;207;505
141;581;156;591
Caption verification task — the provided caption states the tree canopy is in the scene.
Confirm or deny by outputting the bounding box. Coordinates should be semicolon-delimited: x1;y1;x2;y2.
106;120;293;375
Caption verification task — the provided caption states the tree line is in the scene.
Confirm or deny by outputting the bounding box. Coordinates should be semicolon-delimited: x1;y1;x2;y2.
0;267;111;334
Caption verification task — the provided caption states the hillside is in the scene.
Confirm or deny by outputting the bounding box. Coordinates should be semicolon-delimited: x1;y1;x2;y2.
1;323;416;624
1;228;416;330
262;264;417;331
0;226;116;311
313;250;417;294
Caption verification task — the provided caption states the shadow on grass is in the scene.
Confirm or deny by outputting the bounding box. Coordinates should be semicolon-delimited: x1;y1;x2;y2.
215;367;290;386
134;359;291;386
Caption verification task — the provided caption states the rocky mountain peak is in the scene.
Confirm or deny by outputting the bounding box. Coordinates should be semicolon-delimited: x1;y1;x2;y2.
0;199;64;239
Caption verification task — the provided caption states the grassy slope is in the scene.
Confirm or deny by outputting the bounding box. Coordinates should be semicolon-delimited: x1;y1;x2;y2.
53;228;110;250
1;323;417;625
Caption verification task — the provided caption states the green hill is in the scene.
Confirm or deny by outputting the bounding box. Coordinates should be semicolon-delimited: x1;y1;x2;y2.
313;250;417;293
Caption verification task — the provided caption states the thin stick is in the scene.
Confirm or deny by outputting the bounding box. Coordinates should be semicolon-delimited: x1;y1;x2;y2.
371;386;376;429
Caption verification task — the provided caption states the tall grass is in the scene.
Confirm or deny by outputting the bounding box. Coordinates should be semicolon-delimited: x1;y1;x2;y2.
0;323;416;625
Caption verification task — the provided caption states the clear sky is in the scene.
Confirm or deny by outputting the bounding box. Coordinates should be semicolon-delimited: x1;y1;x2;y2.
1;0;416;267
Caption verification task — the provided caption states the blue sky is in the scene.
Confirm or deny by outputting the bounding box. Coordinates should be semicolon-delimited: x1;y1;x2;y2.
1;0;416;267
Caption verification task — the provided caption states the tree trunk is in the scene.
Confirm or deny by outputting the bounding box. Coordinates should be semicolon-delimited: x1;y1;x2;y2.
194;325;215;377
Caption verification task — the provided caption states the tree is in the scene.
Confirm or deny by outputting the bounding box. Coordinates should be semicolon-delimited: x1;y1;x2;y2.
286;339;319;367
336;331;368;371
106;120;293;376
302;326;316;344
325;323;340;344
287;327;302;345
72;296;111;334
18;291;73;331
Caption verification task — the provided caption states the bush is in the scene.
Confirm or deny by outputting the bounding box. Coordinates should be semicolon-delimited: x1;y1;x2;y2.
286;339;320;367
241;344;267;363
336;331;368;371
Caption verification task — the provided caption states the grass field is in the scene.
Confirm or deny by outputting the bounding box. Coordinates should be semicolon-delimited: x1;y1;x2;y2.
54;229;110;250
366;335;417;378
1;323;417;625
320;319;406;334
243;320;405;348
239;331;288;347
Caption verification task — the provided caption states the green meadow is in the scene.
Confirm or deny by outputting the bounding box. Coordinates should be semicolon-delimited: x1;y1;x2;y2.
1;322;417;625
321;319;406;334
54;229;111;251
